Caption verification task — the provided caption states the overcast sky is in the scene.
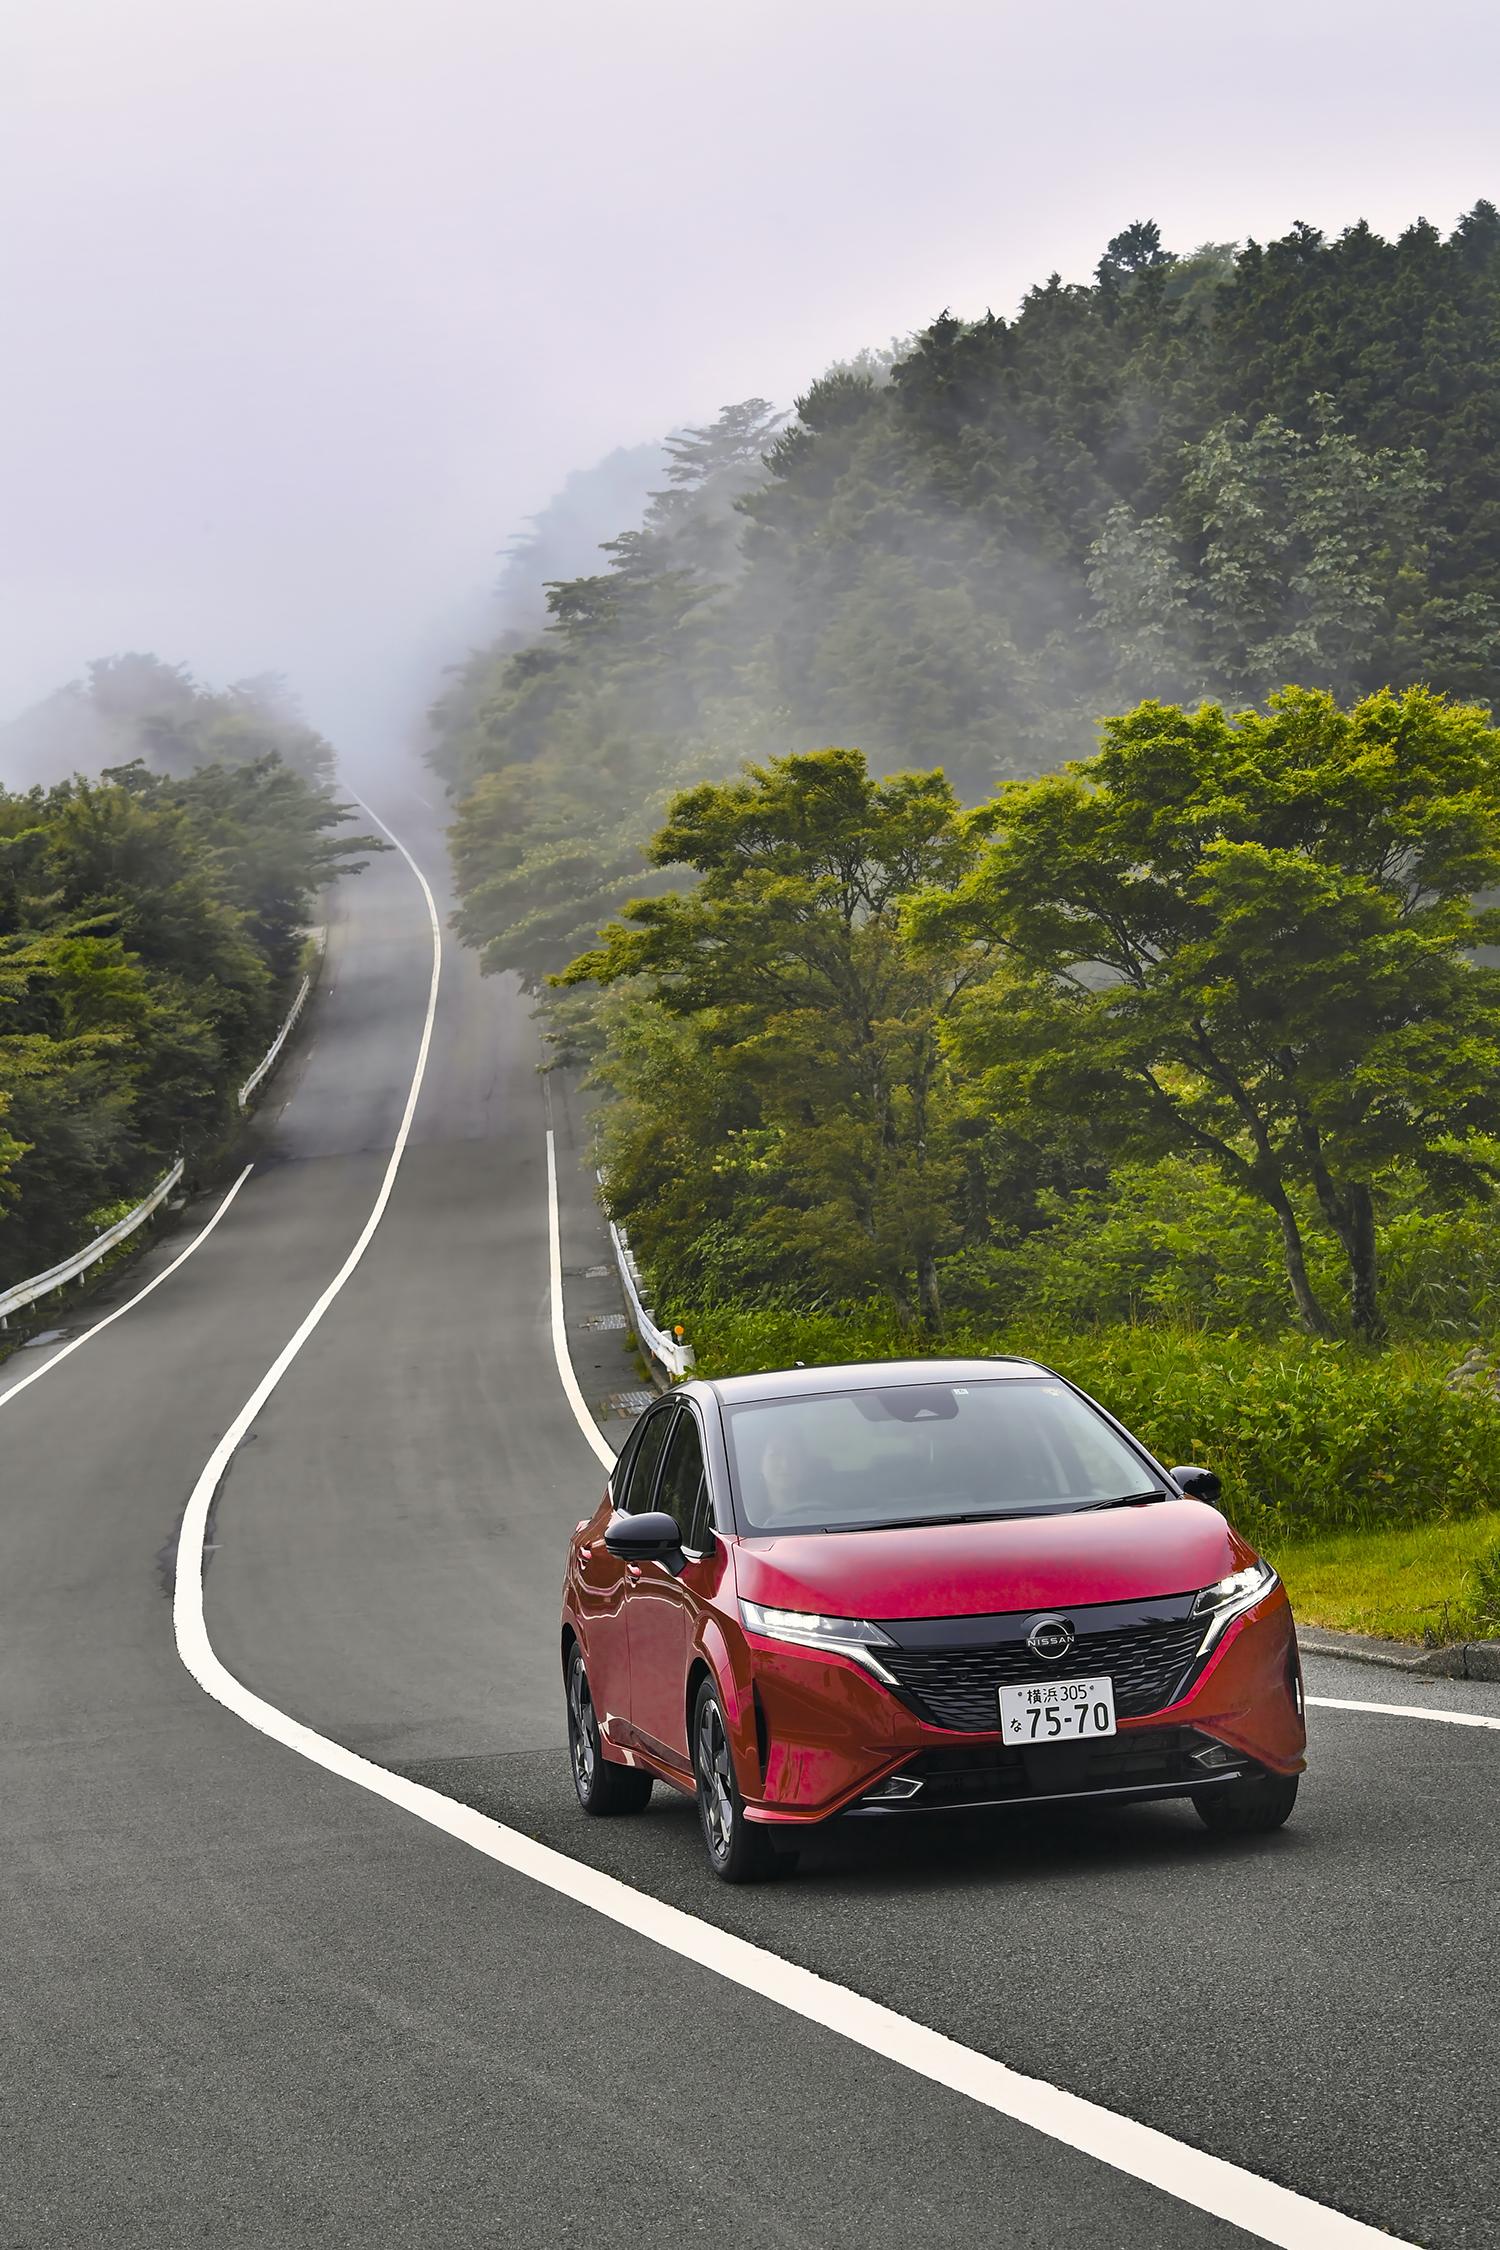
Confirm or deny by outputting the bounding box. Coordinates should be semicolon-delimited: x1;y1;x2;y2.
2;0;1498;761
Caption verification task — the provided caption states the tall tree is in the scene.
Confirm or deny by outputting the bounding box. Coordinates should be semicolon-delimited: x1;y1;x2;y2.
562;750;981;1326
913;687;1500;1336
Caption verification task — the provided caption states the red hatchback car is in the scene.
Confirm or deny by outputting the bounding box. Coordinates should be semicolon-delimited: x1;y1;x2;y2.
561;1359;1305;1881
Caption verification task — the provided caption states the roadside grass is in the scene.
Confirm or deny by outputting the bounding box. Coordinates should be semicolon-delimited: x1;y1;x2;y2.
1272;1514;1500;1644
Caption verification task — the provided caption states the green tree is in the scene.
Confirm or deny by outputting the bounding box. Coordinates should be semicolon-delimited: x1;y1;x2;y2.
913;687;1500;1338
562;749;981;1326
1096;219;1174;284
1088;402;1500;705
0;740;375;1283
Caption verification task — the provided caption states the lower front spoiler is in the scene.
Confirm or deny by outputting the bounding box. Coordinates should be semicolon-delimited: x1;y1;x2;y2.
846;1725;1258;1818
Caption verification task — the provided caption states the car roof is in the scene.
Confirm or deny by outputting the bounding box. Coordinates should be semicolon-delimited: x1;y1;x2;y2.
688;1357;1052;1408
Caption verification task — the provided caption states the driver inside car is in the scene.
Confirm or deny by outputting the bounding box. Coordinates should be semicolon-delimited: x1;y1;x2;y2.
754;1432;820;1525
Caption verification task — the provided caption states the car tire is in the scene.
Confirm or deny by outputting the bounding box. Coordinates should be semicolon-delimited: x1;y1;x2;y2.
691;1678;795;1883
566;1643;652;1816
1192;1768;1299;1835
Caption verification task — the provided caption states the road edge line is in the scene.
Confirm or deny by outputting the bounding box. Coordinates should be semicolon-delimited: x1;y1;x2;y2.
170;809;1416;2250
0;1165;254;1413
1308;1693;1500;1731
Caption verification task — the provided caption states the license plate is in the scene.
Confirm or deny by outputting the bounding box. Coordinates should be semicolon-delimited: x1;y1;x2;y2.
999;1675;1116;1742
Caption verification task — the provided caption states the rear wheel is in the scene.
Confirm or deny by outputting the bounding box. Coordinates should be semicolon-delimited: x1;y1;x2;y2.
1193;1768;1298;1835
566;1644;652;1816
692;1679;795;1883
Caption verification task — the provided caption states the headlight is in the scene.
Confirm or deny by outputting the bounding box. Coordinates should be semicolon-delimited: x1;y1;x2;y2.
1194;1561;1276;1616
739;1599;899;1682
1193;1559;1277;1650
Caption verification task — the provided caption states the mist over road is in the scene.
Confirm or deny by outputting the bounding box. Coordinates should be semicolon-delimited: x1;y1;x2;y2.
2;794;1496;2249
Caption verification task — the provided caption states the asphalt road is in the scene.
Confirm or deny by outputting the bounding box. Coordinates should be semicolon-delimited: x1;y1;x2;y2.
2;784;1496;2250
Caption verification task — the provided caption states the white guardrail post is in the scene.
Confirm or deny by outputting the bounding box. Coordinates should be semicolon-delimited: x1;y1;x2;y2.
0;1157;185;1329
599;1179;693;1382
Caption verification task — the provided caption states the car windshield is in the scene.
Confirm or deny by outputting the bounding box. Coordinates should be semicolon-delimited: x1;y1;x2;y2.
722;1378;1162;1534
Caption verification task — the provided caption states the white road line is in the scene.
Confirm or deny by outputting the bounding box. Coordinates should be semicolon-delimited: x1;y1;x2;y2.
1309;1694;1500;1730
167;809;1416;2250
546;1128;616;1472
0;1166;253;1412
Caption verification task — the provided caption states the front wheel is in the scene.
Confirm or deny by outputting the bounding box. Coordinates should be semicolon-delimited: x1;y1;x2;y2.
566;1644;652;1816
692;1679;794;1883
1193;1768;1298;1835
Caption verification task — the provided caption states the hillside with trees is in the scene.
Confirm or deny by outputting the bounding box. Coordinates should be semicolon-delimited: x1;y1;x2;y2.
438;208;1500;992
0;658;337;794
440;209;1500;1612
0;668;374;1289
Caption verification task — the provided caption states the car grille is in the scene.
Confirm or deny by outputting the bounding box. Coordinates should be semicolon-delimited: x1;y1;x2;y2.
879;1615;1207;1731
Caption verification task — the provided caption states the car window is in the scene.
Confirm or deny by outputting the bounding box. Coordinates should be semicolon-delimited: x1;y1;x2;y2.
682;1469;713;1554
617;1405;674;1514
656;1412;711;1551
722;1378;1160;1533
607;1414;646;1508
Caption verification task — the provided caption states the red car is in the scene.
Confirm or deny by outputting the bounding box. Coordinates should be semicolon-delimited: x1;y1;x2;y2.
561;1359;1305;1882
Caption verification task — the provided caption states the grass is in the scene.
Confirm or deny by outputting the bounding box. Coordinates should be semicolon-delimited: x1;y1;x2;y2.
1271;1513;1500;1644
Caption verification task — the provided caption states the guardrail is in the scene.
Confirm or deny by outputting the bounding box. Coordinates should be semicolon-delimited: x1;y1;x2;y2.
0;1157;185;1329
602;1192;693;1381
239;971;312;1109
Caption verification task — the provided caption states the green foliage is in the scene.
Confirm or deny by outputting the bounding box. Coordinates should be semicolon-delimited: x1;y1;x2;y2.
1089;402;1500;707
920;686;1500;1337
684;1306;1500;1549
564;750;980;1324
447;204;1500;1415
1468;1540;1500;1633
443;203;1500;1025
567;690;1500;1353
0;751;375;1284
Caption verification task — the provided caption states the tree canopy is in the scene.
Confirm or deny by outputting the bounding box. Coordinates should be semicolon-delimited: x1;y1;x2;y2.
0;752;375;1284
440;206;1500;998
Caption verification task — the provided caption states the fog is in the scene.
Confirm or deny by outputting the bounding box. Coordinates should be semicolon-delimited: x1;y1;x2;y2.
3;0;1498;776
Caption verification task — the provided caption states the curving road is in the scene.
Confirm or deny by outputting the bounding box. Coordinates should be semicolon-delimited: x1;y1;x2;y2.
2;786;1496;2250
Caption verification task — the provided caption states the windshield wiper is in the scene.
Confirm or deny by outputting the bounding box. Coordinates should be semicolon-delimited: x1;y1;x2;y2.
824;1508;1059;1533
1080;1491;1165;1510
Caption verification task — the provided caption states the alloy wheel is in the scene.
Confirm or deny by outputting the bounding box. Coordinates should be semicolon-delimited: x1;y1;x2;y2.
567;1652;597;1799
696;1696;735;1862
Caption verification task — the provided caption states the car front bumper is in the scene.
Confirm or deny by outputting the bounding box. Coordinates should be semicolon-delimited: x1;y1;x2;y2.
738;1588;1305;1826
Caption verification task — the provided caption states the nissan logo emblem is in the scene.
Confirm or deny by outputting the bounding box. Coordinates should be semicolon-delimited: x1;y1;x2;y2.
1026;1615;1075;1661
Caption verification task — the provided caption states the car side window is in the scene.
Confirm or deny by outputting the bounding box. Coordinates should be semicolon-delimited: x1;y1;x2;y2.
618;1404;674;1514
682;1470;713;1555
655;1410;710;1551
607;1415;645;1510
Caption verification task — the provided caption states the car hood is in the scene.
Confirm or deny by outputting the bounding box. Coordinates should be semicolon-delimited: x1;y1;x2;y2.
733;1499;1248;1620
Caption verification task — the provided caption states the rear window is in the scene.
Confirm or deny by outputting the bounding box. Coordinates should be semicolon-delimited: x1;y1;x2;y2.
722;1379;1159;1534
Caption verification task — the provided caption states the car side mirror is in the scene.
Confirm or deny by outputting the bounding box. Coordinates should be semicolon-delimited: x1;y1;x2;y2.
1170;1465;1222;1504
604;1509;686;1573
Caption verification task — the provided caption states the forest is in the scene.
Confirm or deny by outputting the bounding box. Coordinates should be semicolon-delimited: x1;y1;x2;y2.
0;661;370;1287
437;209;1500;1626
